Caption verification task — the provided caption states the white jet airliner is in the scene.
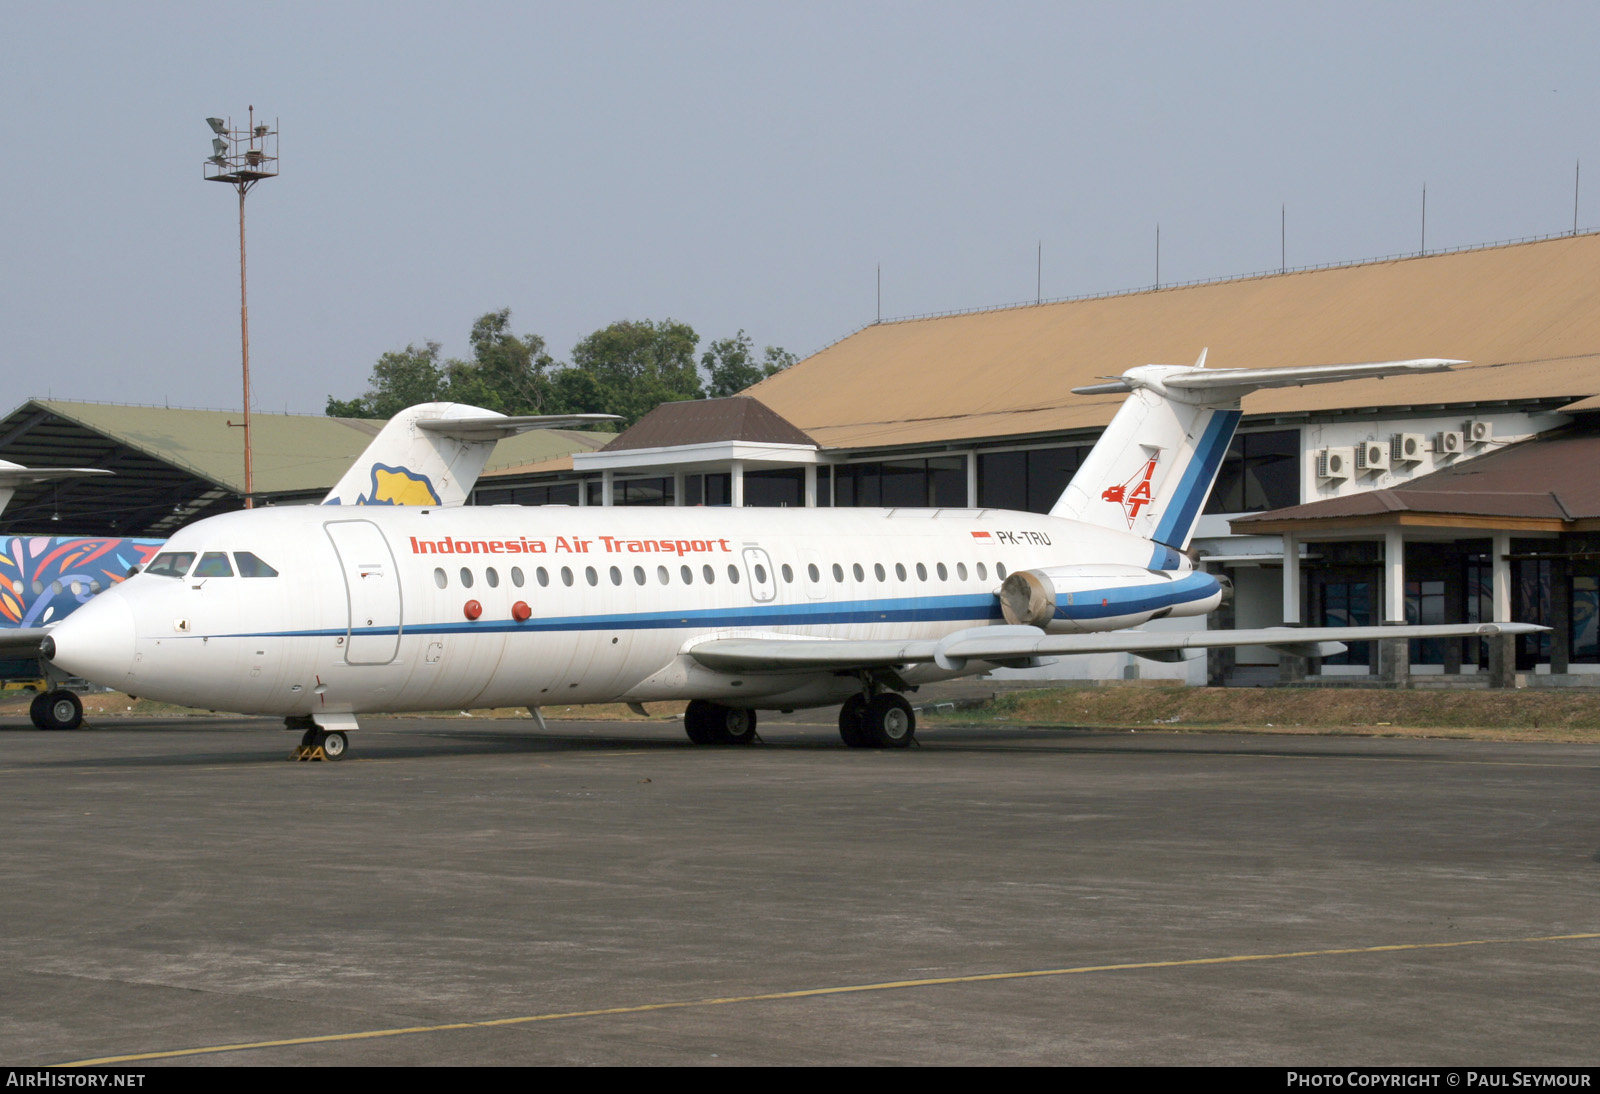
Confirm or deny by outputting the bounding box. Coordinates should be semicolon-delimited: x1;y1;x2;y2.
41;355;1541;757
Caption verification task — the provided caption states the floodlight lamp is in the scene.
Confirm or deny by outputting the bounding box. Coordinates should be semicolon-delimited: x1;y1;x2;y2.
253;124;268;137
211;137;228;157
206;117;227;135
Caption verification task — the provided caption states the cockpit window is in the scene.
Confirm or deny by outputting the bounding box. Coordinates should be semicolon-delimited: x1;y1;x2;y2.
146;552;196;578
194;552;234;578
234;552;280;578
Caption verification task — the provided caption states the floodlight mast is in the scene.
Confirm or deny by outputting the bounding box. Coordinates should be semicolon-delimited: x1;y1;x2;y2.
203;105;279;510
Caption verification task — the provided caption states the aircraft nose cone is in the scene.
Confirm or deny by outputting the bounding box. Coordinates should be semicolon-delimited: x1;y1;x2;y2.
46;593;136;689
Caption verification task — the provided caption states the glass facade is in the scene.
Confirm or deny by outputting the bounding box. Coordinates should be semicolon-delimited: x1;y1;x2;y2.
976;447;1089;513
1204;430;1300;514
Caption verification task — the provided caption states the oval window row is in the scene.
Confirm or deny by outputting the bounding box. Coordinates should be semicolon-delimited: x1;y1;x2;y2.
434;560;1010;590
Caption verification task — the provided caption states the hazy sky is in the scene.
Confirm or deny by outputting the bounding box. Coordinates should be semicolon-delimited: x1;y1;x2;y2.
3;1;1598;415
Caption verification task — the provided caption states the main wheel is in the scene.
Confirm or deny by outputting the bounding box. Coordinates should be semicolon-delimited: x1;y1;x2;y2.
37;690;83;731
838;693;871;748
711;706;757;745
299;727;318;748
319;729;348;760
861;693;915;749
683;700;719;745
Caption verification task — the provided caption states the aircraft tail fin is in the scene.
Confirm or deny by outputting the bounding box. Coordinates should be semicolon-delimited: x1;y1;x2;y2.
323;403;620;507
1052;354;1459;555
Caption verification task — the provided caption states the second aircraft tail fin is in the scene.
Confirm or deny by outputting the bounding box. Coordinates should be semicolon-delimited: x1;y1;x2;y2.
323;403;619;507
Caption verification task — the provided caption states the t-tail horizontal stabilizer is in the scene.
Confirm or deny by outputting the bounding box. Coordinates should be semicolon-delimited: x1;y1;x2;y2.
324;403;620;507
1053;354;1462;551
0;460;113;518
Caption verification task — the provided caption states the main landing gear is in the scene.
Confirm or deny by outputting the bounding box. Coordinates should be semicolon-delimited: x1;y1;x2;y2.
838;691;915;749
29;689;83;731
682;699;758;746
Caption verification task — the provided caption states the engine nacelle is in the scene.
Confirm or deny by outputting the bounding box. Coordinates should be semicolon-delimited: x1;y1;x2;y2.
998;564;1223;633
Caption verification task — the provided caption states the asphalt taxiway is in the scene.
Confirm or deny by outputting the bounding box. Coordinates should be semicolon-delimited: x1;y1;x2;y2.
1;714;1596;1065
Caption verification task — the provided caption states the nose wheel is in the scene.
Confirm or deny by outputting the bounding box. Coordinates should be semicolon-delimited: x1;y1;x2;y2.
30;689;83;731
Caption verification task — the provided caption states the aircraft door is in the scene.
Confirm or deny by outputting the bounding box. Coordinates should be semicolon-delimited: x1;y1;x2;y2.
741;547;777;602
324;520;402;665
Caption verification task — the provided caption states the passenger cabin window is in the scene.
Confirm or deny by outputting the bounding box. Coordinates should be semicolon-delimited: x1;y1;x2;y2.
146;552;196;578
235;552;279;577
434;568;448;589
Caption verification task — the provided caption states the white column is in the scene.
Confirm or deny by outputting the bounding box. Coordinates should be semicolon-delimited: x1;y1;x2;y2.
966;452;978;507
577;479;588;507
1281;532;1301;624
673;471;685;507
803;465;816;507
731;461;744;507
1492;530;1512;621
1385;527;1406;622
601;470;615;507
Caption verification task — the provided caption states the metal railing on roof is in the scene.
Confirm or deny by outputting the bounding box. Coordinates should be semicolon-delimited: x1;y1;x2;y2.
802;225;1600;359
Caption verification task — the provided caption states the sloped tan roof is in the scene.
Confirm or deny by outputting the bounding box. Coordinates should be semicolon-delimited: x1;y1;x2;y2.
749;233;1600;450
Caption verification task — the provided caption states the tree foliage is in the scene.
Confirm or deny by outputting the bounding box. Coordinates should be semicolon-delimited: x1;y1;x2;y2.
702;331;797;399
327;310;796;427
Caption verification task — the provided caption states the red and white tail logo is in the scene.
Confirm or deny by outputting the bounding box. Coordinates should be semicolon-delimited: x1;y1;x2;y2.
1101;455;1158;527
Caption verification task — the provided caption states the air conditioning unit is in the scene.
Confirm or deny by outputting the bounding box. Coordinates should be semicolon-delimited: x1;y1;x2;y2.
1435;431;1465;456
1355;440;1389;472
1465;420;1493;445
1317;447;1353;481
1391;433;1426;463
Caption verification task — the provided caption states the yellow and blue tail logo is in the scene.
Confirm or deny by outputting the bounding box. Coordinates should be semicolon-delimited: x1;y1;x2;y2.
325;464;442;507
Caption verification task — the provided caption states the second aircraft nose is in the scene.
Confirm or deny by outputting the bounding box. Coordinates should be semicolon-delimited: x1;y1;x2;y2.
43;592;137;691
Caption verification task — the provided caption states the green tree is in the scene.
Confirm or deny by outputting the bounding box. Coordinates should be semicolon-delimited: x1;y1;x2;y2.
443;309;557;416
701;331;796;398
567;318;703;425
325;341;448;418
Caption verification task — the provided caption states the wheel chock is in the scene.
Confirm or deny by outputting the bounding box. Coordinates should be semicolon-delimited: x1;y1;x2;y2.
290;745;329;761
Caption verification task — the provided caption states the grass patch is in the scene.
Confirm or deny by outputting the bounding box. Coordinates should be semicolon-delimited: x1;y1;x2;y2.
922;685;1600;742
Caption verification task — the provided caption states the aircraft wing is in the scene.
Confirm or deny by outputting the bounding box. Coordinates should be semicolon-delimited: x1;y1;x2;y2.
0;628;53;657
687;622;1546;674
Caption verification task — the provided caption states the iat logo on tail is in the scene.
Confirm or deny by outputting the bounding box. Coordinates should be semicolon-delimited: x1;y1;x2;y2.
1101;455;1158;527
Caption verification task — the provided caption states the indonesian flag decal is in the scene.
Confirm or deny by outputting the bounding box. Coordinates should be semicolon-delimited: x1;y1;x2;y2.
970;530;992;540
1100;455;1158;527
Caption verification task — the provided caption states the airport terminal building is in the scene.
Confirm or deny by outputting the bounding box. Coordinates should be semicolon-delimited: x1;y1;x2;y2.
475;231;1600;688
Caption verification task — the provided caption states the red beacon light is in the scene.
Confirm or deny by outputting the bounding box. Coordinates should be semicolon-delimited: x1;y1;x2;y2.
463;600;482;620
512;601;532;622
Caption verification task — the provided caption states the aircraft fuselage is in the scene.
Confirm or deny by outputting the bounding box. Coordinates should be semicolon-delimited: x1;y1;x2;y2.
48;503;1217;718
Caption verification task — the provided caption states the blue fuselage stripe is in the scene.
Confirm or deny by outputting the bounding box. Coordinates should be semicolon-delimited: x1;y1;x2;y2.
1151;409;1241;548
204;573;1219;643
